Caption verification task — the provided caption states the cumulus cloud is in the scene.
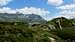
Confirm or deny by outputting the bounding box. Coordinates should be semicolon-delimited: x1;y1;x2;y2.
59;10;75;18
0;7;50;20
16;7;50;15
0;0;12;6
56;3;75;19
0;7;50;14
57;4;75;10
47;0;63;6
0;7;17;14
16;7;50;20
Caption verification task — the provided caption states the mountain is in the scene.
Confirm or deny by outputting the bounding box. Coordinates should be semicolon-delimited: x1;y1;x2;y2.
0;13;46;23
48;17;75;27
50;17;68;22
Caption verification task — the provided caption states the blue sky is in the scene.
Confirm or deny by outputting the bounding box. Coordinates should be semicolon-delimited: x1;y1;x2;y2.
0;0;75;20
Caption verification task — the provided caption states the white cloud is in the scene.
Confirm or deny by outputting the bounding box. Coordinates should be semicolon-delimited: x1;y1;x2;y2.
0;0;12;6
56;3;75;19
57;10;75;19
57;4;75;10
0;7;50;15
16;7;50;15
16;7;50;20
0;7;50;20
0;7;17;13
47;0;63;6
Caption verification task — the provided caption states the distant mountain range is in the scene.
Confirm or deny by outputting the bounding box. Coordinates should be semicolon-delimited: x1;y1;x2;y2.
0;13;46;23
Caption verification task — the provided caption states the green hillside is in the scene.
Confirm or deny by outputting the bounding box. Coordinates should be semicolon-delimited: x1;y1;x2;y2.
48;17;75;42
0;17;75;42
0;22;62;42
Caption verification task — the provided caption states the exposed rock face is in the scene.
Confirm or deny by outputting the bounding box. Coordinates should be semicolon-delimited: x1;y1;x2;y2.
0;13;46;24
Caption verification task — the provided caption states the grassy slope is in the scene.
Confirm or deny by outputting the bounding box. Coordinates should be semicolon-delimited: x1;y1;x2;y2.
0;17;75;42
0;22;62;42
47;17;75;41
